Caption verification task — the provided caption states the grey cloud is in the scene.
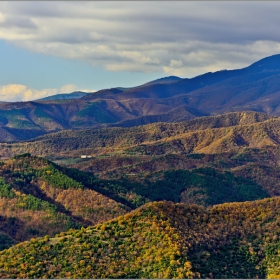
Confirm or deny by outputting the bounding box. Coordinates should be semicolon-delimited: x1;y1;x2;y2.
0;2;117;19
0;16;37;29
0;2;69;18
1;1;280;76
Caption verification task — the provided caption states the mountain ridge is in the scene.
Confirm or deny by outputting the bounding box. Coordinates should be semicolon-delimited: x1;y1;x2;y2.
1;54;280;141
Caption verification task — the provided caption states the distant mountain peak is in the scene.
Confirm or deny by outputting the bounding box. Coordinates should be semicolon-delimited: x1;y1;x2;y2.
37;91;90;101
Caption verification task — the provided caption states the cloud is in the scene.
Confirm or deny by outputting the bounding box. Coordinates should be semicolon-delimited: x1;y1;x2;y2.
0;84;84;102
59;84;77;93
1;2;280;77
0;16;37;29
0;84;57;102
79;89;96;93
0;13;5;23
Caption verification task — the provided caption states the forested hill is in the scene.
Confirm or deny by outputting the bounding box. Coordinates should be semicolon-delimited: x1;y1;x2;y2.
0;111;278;159
1;199;280;278
0;154;131;250
0;153;274;252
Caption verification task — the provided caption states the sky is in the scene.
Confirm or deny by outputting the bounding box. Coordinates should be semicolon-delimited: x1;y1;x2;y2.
1;1;280;102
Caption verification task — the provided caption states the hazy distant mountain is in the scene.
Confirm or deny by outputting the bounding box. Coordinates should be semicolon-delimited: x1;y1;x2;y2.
1;54;280;141
37;91;90;101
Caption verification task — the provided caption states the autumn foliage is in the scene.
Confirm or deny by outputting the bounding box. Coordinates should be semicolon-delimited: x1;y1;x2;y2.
1;199;280;278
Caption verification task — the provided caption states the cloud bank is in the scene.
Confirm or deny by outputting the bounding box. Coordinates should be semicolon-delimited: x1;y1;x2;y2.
0;2;280;77
0;84;95;102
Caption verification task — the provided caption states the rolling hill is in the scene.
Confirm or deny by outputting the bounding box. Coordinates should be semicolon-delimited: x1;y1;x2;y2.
2;112;280;204
2;54;280;141
0;111;276;159
1;199;280;278
0;145;277;251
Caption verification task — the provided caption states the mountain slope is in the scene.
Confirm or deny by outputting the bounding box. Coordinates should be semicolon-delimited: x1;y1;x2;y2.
1;199;280;278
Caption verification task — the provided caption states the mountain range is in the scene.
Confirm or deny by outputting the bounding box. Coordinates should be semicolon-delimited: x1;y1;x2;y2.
1;54;280;141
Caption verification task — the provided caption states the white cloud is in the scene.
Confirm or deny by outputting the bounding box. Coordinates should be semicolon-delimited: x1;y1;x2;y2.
0;84;57;102
169;60;183;68
79;88;96;93
59;84;77;93
0;83;85;102
0;2;280;77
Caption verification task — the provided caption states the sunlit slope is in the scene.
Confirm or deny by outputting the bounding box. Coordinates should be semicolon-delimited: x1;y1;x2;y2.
1;199;280;278
0;111;275;158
